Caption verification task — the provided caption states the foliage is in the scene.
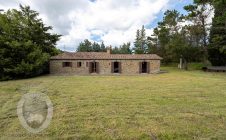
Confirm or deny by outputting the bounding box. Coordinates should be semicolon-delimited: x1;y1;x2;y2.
192;0;226;66
77;39;132;54
184;2;213;61
187;62;211;70
133;25;148;54
111;42;132;54
169;33;203;63
76;39;106;52
146;9;204;65
0;5;61;80
208;0;226;66
145;0;226;67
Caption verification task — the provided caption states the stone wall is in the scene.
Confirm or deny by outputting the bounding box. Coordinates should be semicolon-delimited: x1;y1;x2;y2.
50;60;160;75
150;60;160;73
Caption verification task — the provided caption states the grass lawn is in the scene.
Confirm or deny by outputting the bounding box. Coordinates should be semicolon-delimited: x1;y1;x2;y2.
1;67;226;140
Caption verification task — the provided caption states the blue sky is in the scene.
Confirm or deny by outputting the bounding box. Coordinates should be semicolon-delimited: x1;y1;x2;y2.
0;0;194;51
147;0;193;28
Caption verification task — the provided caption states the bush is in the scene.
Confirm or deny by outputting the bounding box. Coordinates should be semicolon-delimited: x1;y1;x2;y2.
187;62;211;70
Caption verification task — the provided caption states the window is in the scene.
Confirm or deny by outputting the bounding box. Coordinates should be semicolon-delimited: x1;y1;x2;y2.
62;62;72;67
77;62;82;67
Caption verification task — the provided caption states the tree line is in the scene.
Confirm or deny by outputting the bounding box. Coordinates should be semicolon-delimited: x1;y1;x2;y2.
76;25;146;54
77;0;226;67
147;0;226;66
76;39;132;54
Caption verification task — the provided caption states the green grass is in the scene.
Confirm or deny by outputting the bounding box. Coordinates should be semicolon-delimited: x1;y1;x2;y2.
1;67;226;139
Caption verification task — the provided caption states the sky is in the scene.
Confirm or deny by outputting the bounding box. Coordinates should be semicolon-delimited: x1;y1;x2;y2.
0;0;193;51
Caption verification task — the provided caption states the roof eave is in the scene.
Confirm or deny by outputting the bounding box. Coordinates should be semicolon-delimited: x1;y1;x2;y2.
50;58;162;60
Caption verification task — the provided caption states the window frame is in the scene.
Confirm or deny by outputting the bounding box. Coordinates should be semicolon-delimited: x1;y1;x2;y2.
89;62;99;73
62;62;72;67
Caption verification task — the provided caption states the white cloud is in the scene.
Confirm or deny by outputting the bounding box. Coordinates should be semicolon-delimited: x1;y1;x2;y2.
0;0;171;51
60;0;170;50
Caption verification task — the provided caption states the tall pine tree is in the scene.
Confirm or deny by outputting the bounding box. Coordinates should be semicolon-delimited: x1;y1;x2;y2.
208;0;226;66
133;25;147;54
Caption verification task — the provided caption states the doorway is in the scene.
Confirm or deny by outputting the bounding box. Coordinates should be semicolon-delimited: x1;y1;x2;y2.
140;62;149;73
142;62;147;73
89;62;98;73
113;62;120;73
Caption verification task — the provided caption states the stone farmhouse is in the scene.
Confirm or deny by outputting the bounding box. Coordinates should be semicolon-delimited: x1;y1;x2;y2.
50;48;162;75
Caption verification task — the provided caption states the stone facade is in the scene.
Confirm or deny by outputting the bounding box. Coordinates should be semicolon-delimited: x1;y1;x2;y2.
50;60;161;75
